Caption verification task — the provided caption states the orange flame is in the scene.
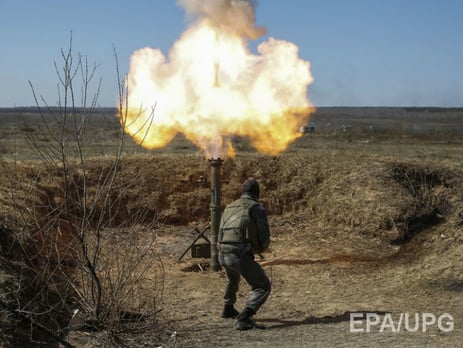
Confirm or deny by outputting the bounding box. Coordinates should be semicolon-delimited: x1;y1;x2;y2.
120;4;314;158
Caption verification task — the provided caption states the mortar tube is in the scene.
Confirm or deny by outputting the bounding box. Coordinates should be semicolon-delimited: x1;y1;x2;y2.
209;158;222;272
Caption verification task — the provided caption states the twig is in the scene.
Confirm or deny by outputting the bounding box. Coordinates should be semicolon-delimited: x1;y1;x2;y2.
0;299;76;348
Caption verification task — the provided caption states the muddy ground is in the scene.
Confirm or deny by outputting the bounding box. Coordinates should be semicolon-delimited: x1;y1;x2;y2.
1;131;463;347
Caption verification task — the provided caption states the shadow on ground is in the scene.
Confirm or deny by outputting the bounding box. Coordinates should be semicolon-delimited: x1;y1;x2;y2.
260;311;389;330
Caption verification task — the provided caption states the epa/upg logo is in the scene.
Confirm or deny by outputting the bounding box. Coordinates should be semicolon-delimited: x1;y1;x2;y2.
350;312;454;333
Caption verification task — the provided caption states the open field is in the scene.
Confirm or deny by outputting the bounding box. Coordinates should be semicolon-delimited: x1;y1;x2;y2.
1;106;463;161
1;107;463;347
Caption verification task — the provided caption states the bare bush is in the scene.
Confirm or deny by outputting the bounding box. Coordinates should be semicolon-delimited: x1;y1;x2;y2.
2;37;163;345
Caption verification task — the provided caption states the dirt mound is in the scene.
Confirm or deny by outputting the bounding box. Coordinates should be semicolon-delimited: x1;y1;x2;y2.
2;152;460;264
1;152;462;346
84;153;461;255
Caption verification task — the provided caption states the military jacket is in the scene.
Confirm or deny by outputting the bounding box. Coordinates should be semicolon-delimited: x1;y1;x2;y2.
218;194;270;253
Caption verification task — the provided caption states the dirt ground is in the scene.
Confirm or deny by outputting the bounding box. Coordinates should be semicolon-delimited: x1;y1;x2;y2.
2;133;463;347
140;217;463;348
69;149;463;347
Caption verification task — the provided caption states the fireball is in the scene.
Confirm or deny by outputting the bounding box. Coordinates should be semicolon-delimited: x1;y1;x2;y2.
120;0;314;158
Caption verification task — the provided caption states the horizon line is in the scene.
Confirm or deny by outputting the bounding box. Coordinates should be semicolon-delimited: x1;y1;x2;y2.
1;105;463;110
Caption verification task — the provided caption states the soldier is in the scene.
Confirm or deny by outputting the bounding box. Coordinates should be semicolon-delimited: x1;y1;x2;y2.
218;178;271;330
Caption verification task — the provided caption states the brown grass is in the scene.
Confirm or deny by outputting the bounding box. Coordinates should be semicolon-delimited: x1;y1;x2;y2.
1;107;463;346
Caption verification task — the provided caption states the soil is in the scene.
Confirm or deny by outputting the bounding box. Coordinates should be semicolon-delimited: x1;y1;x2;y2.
70;152;463;347
139;218;463;348
1;143;463;347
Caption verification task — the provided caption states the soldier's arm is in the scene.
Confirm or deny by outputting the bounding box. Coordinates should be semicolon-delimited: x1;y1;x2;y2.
251;204;271;252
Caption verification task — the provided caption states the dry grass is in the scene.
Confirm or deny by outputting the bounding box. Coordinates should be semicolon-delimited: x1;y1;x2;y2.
1;107;463;346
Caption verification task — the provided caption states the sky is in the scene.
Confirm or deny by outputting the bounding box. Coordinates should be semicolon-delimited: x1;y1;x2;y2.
1;0;462;107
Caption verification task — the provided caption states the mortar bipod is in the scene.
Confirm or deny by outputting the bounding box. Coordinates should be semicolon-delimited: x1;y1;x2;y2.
177;224;211;262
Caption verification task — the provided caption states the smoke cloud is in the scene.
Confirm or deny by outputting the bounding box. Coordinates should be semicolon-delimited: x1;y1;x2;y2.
177;0;266;39
122;0;313;157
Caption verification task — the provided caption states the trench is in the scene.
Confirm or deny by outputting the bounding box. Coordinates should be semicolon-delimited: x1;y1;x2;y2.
389;163;453;245
391;210;444;245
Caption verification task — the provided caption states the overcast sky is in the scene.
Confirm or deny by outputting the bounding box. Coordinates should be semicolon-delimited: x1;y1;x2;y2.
1;0;462;107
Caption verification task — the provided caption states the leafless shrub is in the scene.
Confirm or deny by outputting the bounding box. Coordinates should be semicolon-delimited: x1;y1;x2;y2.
2;36;162;345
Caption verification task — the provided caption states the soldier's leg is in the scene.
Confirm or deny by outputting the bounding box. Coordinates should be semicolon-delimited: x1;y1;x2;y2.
223;267;240;306
239;253;271;313
219;250;241;306
219;249;241;318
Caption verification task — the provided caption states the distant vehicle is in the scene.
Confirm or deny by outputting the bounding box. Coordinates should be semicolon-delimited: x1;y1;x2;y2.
299;122;315;134
340;124;352;132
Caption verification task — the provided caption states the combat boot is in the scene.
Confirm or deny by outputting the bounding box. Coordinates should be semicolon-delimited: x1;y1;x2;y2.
235;307;256;330
221;304;239;319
